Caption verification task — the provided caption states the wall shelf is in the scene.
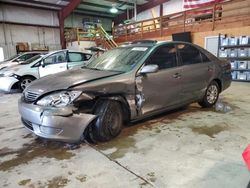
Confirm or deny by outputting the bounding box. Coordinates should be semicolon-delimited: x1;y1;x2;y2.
232;69;250;71
218;33;250;82
219;57;250;61
220;44;250;49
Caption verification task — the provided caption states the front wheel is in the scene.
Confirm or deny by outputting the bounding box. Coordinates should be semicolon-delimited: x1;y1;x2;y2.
198;81;219;108
19;76;35;91
87;100;123;142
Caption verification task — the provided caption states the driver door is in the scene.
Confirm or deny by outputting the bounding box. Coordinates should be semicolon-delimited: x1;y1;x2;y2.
39;51;67;77
137;44;182;115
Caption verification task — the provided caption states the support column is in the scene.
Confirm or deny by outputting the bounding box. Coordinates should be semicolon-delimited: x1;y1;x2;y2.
58;0;81;49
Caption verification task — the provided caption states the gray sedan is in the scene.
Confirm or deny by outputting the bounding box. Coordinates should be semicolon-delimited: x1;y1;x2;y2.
18;41;232;143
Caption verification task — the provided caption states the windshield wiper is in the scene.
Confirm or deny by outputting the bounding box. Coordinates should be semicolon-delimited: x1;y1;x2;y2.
106;70;125;73
81;66;102;71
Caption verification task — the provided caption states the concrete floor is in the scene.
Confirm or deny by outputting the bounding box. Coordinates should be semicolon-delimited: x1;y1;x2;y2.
0;82;249;188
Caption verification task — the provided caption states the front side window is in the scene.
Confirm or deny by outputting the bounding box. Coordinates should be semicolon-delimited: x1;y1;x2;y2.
18;53;38;61
146;44;177;70
16;54;28;62
177;44;202;65
21;55;42;65
44;51;66;65
86;47;150;72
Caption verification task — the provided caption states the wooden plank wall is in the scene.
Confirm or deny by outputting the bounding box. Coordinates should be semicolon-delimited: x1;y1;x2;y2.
192;26;250;47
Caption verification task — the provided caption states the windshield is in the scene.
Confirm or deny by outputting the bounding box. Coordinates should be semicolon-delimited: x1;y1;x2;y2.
20;55;42;65
85;47;149;72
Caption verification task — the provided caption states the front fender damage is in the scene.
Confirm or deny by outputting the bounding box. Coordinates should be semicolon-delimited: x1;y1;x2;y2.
135;76;145;115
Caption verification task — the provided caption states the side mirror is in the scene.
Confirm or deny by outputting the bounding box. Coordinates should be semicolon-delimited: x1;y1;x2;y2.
41;60;45;68
140;64;159;74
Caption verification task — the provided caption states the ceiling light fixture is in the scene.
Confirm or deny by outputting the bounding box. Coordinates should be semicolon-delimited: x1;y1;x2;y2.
110;4;118;13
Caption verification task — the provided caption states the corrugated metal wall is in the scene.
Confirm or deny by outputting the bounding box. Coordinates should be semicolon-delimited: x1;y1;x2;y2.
0;5;61;58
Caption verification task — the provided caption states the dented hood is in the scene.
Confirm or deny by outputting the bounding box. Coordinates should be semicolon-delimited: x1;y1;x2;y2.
25;68;122;94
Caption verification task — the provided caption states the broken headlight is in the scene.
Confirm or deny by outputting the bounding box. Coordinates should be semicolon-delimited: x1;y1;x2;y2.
36;91;82;107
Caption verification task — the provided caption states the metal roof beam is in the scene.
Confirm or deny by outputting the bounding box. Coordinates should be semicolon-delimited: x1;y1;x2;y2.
59;0;82;49
11;0;65;8
80;2;124;12
0;1;60;10
76;8;117;15
104;0;134;7
73;11;114;19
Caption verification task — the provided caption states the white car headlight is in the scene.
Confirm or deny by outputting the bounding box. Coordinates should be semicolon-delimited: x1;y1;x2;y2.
36;91;82;107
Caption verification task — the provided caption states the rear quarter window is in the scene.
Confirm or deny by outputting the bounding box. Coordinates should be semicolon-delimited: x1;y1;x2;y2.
177;44;202;65
200;52;210;63
68;53;92;62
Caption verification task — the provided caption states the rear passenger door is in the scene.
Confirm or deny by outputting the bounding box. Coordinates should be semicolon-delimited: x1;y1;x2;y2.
138;44;182;115
67;52;92;69
177;43;213;102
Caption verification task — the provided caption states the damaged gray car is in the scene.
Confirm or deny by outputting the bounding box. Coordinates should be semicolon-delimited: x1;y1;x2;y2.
18;41;231;143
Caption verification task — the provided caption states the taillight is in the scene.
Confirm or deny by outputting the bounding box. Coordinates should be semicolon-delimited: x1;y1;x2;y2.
226;63;231;70
223;62;231;73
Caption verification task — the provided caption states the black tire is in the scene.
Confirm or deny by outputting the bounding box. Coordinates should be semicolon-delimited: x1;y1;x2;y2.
19;76;35;91
198;81;219;108
88;100;123;142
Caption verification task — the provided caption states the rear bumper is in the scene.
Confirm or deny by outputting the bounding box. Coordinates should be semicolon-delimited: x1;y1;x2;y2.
0;77;19;92
18;98;96;143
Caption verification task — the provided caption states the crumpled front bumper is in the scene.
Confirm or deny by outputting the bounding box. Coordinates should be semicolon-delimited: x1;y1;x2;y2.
0;77;19;92
18;98;96;143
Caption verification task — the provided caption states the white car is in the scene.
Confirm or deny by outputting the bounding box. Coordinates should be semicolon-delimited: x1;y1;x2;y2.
0;51;43;71
0;50;93;92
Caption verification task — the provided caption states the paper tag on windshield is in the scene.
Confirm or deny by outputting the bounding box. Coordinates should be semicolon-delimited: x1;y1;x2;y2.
131;47;148;51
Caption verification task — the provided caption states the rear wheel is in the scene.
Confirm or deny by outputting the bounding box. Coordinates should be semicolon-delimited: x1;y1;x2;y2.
87;100;123;142
19;76;35;91
198;81;219;108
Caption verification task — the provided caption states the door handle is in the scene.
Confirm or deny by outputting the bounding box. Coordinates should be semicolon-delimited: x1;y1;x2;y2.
172;73;181;79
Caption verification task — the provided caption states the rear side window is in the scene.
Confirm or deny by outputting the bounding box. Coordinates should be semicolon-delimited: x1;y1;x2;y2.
200;52;210;63
20;53;39;61
177;44;202;65
146;44;177;70
68;52;92;62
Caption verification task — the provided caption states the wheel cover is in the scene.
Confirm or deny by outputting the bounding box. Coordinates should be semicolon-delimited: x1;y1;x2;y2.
206;84;218;104
21;79;32;90
104;106;120;136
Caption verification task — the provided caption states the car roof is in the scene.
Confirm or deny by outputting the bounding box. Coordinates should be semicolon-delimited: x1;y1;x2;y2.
46;49;92;56
20;51;46;55
119;40;200;48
